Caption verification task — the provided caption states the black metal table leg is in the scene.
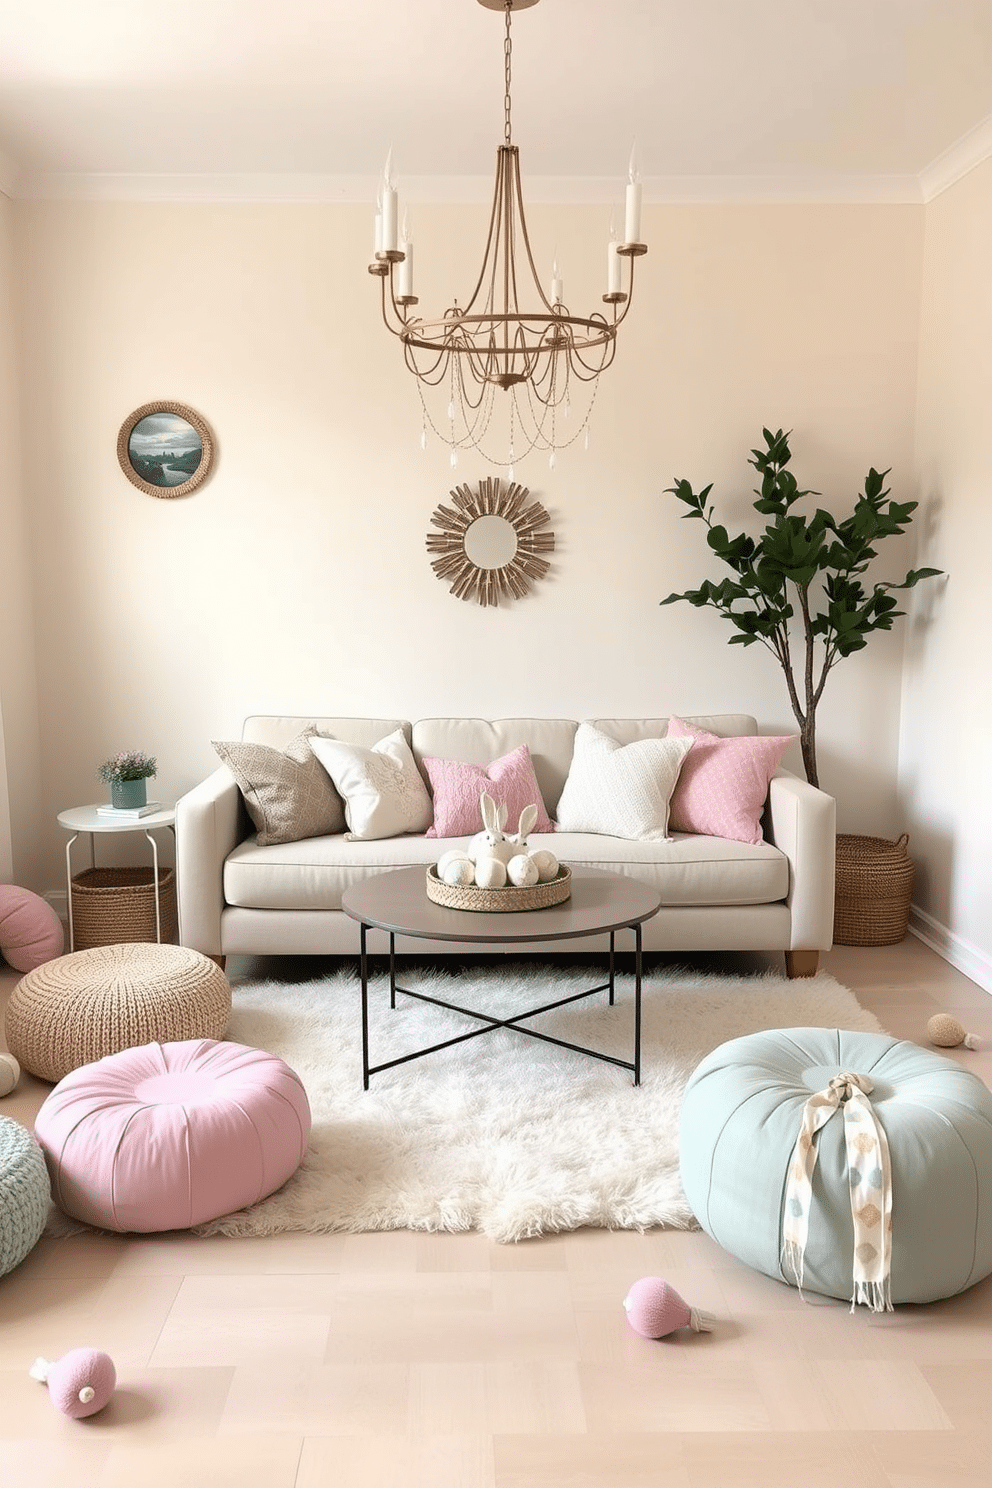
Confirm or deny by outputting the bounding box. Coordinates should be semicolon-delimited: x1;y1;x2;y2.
360;920;370;1090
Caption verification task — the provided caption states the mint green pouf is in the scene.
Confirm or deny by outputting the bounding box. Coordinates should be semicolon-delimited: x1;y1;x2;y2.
679;1027;992;1304
1;1115;50;1278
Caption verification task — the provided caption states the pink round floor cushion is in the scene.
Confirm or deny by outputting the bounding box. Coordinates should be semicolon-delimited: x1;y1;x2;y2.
34;1039;311;1233
0;885;64;972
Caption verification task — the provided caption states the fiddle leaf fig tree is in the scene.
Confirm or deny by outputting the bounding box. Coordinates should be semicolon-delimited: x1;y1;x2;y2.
661;427;943;789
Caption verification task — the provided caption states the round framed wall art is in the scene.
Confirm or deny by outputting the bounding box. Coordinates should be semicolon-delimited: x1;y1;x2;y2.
117;401;214;498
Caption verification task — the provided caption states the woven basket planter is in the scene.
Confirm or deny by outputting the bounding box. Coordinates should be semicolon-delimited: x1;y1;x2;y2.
71;866;177;949
833;833;914;947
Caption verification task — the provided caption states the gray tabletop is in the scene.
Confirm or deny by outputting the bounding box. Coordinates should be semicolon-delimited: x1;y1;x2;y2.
342;865;661;944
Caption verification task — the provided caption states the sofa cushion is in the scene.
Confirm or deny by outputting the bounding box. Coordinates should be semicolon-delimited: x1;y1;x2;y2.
422;743;554;839
666;716;796;845
212;728;346;845
309;729;433;840
555;723;693;841
222;830;789;913
411;718;578;817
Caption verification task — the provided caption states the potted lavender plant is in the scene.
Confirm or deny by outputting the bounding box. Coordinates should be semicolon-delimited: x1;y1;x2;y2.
97;751;157;810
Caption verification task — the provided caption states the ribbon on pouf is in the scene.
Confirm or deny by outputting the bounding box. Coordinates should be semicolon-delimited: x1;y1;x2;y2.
782;1071;893;1313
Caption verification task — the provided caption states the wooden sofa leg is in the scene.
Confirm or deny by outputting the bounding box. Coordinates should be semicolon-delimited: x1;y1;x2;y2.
785;951;819;979
206;954;226;971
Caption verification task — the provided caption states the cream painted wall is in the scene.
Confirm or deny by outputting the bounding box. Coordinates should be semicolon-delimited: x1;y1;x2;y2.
0;192;42;885
11;197;924;899
905;157;992;985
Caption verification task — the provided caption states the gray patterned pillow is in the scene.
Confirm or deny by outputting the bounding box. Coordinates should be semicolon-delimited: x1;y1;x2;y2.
212;728;346;845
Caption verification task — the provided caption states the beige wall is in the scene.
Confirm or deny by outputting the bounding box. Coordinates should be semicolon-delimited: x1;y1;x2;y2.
0;191;42;885
905;157;992;984
9;197;927;910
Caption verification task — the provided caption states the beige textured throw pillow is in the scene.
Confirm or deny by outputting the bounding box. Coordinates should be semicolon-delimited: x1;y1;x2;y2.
212;728;346;845
555;722;694;840
309;728;434;840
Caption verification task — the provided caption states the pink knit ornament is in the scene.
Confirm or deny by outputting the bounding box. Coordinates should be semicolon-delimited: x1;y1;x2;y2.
30;1347;116;1418
623;1277;715;1339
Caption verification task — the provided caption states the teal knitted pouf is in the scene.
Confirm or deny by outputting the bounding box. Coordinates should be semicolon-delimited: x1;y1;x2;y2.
0;1115;50;1278
679;1027;992;1304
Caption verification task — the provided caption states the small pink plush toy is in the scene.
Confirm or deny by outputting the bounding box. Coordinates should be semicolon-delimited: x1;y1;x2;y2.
30;1348;117;1418
623;1277;715;1339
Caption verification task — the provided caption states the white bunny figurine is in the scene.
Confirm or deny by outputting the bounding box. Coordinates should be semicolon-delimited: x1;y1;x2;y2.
467;793;516;867
506;803;539;855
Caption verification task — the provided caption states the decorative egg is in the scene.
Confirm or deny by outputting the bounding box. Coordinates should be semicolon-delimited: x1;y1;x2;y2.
474;857;507;890
529;850;559;882
506;854;539;887
441;856;476;887
0;1052;19;1097
437;849;472;875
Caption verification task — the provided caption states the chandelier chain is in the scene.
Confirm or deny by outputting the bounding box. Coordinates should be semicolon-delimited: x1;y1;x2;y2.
503;2;513;146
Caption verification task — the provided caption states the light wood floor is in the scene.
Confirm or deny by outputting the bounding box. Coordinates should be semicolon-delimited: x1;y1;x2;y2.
1;937;990;1487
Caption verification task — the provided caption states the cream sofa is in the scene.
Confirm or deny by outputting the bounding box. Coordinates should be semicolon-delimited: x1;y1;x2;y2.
175;714;836;975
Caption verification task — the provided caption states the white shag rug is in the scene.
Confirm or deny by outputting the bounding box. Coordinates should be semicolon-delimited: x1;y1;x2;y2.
189;961;884;1244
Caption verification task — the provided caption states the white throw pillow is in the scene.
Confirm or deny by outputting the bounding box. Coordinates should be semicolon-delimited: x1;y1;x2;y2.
309;729;434;840
555;722;694;840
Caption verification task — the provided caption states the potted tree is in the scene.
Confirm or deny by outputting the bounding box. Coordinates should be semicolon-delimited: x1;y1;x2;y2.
660;426;943;943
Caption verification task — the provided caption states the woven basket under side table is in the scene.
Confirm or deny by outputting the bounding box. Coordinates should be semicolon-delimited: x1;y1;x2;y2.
833;833;914;947
70;866;177;949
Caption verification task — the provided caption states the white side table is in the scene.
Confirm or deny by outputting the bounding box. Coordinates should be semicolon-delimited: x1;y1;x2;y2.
57;804;176;952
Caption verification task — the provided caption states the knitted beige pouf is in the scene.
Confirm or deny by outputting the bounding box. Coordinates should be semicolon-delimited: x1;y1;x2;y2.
5;943;231;1084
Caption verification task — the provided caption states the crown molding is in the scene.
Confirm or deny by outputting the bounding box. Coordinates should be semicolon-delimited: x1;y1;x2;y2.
919;113;992;202
9;169;926;206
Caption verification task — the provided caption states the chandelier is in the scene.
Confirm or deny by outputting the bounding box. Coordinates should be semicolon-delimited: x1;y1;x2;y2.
368;0;647;474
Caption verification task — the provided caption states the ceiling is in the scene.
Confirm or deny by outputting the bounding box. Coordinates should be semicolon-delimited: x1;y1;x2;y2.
1;0;991;202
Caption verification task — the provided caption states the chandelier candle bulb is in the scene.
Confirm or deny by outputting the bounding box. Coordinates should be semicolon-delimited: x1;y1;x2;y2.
625;152;642;243
607;236;622;294
398;236;414;298
551;256;563;304
380;150;398;252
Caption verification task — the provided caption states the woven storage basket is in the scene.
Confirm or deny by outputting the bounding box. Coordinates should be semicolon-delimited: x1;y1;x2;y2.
71;866;177;949
833;833;914;947
426;864;572;913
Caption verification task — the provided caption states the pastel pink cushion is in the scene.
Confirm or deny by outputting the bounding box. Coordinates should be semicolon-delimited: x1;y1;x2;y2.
423;744;554;838
34;1039;311;1233
0;885;64;972
665;717;796;845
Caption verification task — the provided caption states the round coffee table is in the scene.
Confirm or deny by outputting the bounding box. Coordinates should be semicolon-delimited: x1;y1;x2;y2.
342;866;660;1088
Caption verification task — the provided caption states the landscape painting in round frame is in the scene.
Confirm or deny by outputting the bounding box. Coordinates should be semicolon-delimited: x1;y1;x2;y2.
117;401;214;497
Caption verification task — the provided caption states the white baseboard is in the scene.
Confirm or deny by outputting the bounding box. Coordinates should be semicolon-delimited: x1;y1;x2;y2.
909;906;992;995
45;889;68;927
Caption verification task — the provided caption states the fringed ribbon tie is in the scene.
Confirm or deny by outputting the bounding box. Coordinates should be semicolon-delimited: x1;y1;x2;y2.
782;1071;893;1313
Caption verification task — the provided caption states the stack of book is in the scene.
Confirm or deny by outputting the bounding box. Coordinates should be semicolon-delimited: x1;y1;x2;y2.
96;802;162;819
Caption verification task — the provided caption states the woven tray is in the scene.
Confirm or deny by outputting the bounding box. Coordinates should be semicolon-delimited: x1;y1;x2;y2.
833;833;914;947
71;866;177;949
426;864;572;913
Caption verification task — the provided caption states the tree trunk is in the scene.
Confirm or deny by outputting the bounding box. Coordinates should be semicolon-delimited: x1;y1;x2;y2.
800;715;818;788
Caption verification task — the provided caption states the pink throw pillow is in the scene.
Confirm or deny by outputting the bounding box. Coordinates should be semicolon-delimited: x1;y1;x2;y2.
423;744;554;839
665;717;796;845
0;884;65;972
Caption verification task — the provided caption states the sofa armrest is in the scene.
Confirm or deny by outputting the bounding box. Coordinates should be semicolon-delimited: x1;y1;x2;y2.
766;771;836;950
175;766;244;956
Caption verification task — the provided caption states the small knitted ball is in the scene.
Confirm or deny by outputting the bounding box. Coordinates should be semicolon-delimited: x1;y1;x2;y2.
623;1277;714;1339
529;850;559;883
474;857;507;890
30;1348;116;1418
0;1052;19;1097
440;856;476;887
927;1013;981;1050
507;854;539;888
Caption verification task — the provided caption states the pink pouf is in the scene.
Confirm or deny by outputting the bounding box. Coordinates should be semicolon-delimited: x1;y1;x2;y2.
0;885;64;972
34;1039;311;1232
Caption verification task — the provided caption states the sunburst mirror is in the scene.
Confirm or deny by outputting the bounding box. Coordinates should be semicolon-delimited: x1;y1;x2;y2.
426;478;555;606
